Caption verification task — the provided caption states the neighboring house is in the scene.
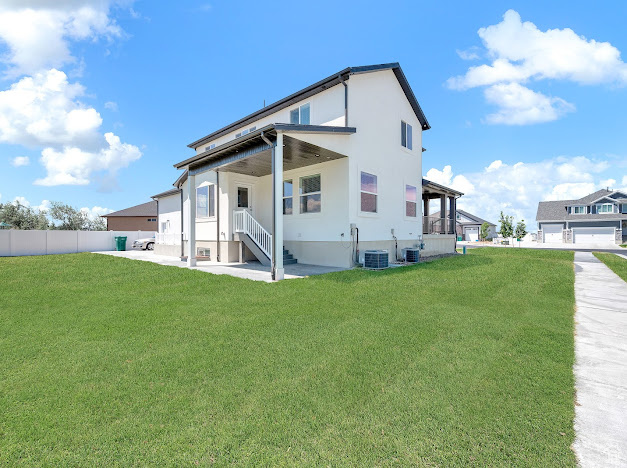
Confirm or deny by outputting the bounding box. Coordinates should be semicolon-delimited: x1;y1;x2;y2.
153;63;462;279
536;189;627;245
430;209;497;241
101;201;158;231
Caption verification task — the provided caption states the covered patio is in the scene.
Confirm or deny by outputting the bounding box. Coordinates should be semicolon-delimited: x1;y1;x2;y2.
174;123;355;280
422;178;463;235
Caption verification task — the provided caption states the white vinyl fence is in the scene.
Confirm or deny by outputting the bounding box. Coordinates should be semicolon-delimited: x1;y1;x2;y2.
0;230;156;257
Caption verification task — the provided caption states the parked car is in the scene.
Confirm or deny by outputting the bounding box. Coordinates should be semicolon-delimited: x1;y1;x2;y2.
132;236;155;251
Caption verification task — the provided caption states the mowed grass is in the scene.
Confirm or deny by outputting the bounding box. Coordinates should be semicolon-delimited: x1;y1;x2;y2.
0;249;576;466
593;252;627;282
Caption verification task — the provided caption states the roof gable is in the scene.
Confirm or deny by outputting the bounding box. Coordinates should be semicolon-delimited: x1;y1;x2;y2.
102;201;157;217
187;63;430;149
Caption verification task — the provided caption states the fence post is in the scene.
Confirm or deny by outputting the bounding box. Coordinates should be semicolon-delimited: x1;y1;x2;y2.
9;229;13;257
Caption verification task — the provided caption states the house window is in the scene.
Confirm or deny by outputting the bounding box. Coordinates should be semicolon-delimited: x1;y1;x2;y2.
598;203;614;213
196;185;215;218
237;187;249;208
235;126;256;139
360;172;377;213
299;174;321;213
205;144;215;151
290;102;311;125
161;221;168;233
401;120;413;150
405;185;417;217
147;218;157;222
573;206;586;214
283;179;293;215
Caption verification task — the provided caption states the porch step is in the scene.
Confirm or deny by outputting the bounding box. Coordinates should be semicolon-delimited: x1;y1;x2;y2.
283;247;297;265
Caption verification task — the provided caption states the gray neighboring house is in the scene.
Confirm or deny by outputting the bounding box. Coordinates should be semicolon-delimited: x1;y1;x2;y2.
429;209;496;241
536;189;627;245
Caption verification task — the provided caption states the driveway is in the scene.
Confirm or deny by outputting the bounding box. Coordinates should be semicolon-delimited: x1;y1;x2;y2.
94;249;347;282
573;252;627;467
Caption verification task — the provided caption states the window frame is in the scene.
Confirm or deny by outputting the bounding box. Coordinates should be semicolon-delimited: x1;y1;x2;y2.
401;120;413;150
405;184;418;218
290;102;311;125
195;184;215;219
597;203;614;214
360;171;378;214
299;173;321;215
283;179;293;215
573;205;586;215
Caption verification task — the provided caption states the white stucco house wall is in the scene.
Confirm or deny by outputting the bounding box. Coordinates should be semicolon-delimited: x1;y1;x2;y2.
152;63;461;280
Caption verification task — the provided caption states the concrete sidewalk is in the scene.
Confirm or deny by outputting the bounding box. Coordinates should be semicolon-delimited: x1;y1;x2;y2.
573;252;627;467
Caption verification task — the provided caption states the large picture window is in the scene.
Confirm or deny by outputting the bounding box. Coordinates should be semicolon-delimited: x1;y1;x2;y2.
196;185;215;218
290;102;311;125
401;120;413;150
299;174;321;213
405;184;417;217
597;203;613;213
360;172;377;213
283;179;293;215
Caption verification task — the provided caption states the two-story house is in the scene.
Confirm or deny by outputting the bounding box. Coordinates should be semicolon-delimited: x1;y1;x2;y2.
152;63;461;280
536;189;627;244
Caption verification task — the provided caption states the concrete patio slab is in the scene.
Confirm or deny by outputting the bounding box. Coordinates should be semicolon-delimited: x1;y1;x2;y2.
573;252;627;467
93;250;347;282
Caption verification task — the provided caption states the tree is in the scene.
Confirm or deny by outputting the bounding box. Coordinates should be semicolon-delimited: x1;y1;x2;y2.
0;201;50;230
498;211;514;238
48;202;106;231
515;219;528;240
480;222;491;241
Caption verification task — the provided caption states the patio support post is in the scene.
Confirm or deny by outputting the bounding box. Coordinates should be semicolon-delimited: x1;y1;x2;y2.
423;195;429;235
187;172;197;267
273;131;284;280
449;196;456;235
440;194;447;234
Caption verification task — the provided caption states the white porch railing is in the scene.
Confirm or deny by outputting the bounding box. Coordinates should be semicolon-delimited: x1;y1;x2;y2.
156;232;181;245
233;209;272;259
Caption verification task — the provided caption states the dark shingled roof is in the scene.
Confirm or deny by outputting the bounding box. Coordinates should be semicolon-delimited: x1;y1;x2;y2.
102;201;157;218
536;189;627;221
431;209;495;226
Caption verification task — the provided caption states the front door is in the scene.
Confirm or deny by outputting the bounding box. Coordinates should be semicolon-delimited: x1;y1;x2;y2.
237;185;252;215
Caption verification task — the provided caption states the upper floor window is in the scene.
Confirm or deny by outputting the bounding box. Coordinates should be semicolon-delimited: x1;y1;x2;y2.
573;206;586;214
300;174;321;213
360;172;378;213
196;185;215;218
283;179;293;215
597;203;614;213
405;185;417;217
147;218;157;222
401;120;413;150
290;102;310;125
235;126;257;139
205;143;216;151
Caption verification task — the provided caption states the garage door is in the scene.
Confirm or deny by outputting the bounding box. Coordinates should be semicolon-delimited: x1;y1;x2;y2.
573;227;615;244
543;224;563;243
465;227;478;242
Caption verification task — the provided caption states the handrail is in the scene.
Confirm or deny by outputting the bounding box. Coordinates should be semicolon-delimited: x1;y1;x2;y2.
233;210;272;259
422;216;456;235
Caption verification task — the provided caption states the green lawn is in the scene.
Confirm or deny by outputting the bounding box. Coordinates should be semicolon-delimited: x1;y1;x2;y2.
0;249;576;466
593;252;627;282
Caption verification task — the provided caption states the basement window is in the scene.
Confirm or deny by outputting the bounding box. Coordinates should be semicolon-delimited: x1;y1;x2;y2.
360;172;377;213
290;102;311;125
401;120;413;150
300;174;321;213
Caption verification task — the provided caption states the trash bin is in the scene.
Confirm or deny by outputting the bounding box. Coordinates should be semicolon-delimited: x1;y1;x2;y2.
114;236;127;251
457;236;463;241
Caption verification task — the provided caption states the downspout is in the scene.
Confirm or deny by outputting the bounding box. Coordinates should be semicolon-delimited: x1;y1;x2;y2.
339;73;348;126
216;171;220;262
260;131;276;279
180;187;184;258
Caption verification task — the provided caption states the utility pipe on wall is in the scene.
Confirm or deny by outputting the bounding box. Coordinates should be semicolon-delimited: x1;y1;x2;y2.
339;73;348;126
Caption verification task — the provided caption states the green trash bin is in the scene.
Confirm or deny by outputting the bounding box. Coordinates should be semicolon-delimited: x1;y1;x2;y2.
114;236;127;251
457;236;463;241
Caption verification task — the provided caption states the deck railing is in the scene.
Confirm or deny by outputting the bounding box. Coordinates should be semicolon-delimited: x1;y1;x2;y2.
423;217;456;235
233;210;272;259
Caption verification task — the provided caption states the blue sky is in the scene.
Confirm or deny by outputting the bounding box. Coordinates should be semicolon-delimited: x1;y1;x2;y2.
1;1;626;228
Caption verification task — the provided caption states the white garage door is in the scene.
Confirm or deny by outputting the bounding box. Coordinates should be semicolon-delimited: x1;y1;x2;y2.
573;227;615;244
465;227;479;242
543;224;563;243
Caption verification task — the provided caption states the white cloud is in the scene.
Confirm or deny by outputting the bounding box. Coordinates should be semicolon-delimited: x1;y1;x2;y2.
456;47;480;61
104;101;118;111
448;9;627;124
11;156;30;166
426;155;625;230
80;205;112;219
483;82;575;125
0;1;123;78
